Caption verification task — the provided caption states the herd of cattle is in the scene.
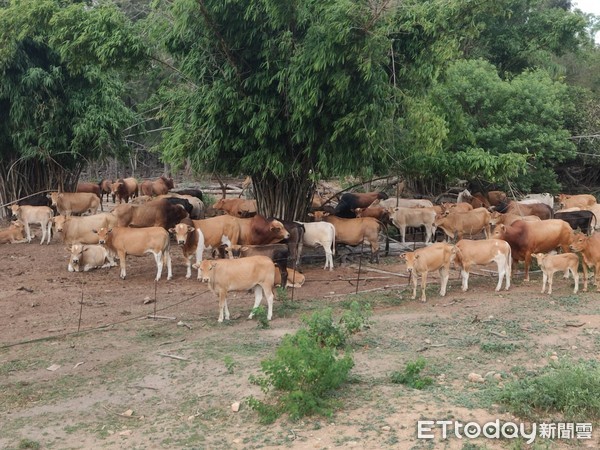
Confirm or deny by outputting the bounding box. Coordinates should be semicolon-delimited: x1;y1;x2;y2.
2;179;600;322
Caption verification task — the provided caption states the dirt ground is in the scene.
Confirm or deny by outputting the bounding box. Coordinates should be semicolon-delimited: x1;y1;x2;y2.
1;219;600;449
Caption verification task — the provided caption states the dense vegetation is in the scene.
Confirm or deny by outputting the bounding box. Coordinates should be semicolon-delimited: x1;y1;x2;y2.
0;0;599;217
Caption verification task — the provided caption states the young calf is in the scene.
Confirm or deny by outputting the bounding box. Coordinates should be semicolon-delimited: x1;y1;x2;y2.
193;256;276;322
452;239;512;292
533;253;579;294
169;223;205;279
0;221;27;244
399;243;453;302
10;204;53;244
67;244;114;272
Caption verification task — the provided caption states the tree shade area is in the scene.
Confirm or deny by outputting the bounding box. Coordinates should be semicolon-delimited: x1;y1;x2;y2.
0;0;599;217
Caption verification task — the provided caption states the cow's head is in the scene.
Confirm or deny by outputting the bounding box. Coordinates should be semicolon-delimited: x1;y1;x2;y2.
68;244;86;272
269;220;290;240
532;253;546;266
53;215;68;232
48;192;60;206
169;223;194;245
192;260;216;282
94;227;112;244
10;204;20;219
491;224;507;240
308;211;329;222
569;232;587;253
399;252;416;273
110;182;122;194
212;198;226;210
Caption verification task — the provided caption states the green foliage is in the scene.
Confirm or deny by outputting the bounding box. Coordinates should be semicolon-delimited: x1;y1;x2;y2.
223;356;236;375
498;359;600;421
390;357;434;390
480;342;520;354
17;439;40;450
302;301;371;348
248;329;354;423
251;306;270;329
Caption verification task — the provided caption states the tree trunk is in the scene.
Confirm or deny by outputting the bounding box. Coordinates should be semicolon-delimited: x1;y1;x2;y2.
252;172;314;222
0;157;82;218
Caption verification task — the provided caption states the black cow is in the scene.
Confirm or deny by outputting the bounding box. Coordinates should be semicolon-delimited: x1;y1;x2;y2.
173;189;203;202
334;191;389;218
555;210;596;235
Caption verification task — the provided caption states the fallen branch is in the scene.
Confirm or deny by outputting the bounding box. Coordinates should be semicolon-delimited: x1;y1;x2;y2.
347;264;408;278
132;385;159;391
158;353;189;361
565;322;585;328
159;338;186;346
146;315;176;320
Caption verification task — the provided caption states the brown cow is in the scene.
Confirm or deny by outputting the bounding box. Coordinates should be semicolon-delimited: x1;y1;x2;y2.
99;179;114;203
489;211;542;227
434;207;491;241
532;253;579;294
310;211;382;263
452;239;512;292
494;200;553;220
558;193;596;209
399;243;453;302
492;219;573;281
335;192;388;217
0;221;27;244
457;190;506;208
112;199;189;229
236;215;290;246
95;226;172;281
569;232;600;292
49;192;101;216
274;267;306;288
140;176;174;197
111;177;139;203
76;182;103;208
169;223;205;279
193;256;276;322
440;202;473;214
213;198;258;218
354;206;390;223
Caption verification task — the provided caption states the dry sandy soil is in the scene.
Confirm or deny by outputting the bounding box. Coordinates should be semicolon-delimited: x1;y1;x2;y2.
1;219;600;450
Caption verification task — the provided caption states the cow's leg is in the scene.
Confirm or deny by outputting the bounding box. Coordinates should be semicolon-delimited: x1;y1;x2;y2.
165;250;172;281
420;271;428;302
153;251;163;281
194;231;204;279
495;257;505;292
582;263;589;292
440;266;449;297
505;258;511;290
523;253;532;281
400;225;406;243
460;265;470;292
595;263;600;292
45;220;52;244
410;271;417;299
264;285;274;320
118;250;127;279
572;267;579;294
541;270;548;293
24;221;32;243
248;285;263;319
547;270;555;294
218;289;227;322
185;254;192;279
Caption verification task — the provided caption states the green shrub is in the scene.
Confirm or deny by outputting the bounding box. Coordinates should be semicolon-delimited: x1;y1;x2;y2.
498;359;600;421
248;329;354;423
251;305;269;329
223;356;236;374
302;301;371;348
390;357;434;390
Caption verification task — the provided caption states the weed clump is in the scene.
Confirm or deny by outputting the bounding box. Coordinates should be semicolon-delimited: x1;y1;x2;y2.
390;357;434;390
247;301;371;423
497;359;600;421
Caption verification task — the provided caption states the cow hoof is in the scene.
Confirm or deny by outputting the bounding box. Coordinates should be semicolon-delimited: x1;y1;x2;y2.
167;276;172;281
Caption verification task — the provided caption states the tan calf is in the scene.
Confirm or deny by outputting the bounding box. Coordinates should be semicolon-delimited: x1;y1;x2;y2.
399;243;453;302
67;244;115;272
489;211;542;227
169;223;206;279
213;198;257;217
452;239;511;292
311;212;382;263
10;204;53;244
388;206;436;244
95;227;172;281
558;193;596;209
49;192;100;216
193;256;276;322
53;213;118;245
0;221;27;244
434;207;491;241
533;253;579;294
274;267;306;288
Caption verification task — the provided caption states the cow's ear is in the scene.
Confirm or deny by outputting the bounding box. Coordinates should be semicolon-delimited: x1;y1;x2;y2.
323;212;330;216
107;228;113;233
414;254;421;260
91;229;97;234
307;212;314;217
187;225;194;233
65;246;71;253
398;253;406;261
241;246;249;251
168;228;175;234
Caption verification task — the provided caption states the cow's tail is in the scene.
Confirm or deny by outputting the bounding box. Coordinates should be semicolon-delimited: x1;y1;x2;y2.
331;223;336;256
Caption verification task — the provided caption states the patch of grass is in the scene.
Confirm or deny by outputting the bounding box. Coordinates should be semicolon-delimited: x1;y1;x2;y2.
223;356;236;374
0;375;88;410
0;359;46;376
390;358;434;390
480;341;521;354
555;294;580;307
251;305;270;329
497;359;600;421
17;439;41;449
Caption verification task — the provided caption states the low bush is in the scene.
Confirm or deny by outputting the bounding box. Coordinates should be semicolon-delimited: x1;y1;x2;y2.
390;357;434;389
